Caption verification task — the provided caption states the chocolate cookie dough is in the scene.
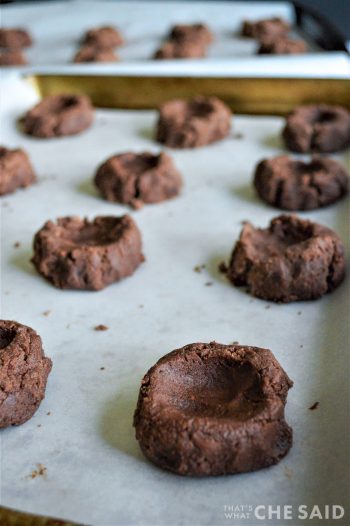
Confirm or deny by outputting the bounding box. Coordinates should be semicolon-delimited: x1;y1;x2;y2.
32;215;144;290
226;215;345;302
134;341;293;476
169;23;213;44
241;17;289;40
156;96;232;148
154;23;212;59
283;104;350;153
0;49;27;66
254;156;349;210
0;320;52;428
95;152;182;208
154;39;208;59
257;37;306;55
22;94;94;138
82;26;124;49
73;45;118;63
0;28;32;48
0;146;36;196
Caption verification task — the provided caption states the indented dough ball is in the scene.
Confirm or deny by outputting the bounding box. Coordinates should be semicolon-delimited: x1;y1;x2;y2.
22;94;94;138
226;214;346;302
134;341;293;476
32;215;145;291
156;96;232;148
0;320;52;428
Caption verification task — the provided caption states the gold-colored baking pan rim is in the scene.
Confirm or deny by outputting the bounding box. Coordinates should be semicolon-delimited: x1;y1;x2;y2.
26;74;350;114
0;505;84;525
4;73;349;525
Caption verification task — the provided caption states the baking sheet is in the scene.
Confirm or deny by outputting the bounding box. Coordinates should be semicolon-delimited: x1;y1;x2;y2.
0;76;349;526
2;1;349;79
0;0;295;63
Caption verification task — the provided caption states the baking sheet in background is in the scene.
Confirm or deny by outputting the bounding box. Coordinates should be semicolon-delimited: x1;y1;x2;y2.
0;1;326;66
0;0;295;63
0;76;349;526
2;1;349;79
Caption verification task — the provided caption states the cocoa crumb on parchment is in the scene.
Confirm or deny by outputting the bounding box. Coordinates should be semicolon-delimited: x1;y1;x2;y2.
94;324;109;331
28;463;47;479
309;402;319;411
218;262;227;274
284;466;293;479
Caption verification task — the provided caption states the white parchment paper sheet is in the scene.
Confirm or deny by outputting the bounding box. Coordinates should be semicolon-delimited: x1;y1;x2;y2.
0;77;349;526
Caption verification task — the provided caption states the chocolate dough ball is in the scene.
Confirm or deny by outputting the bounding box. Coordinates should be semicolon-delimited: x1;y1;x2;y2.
0;28;32;49
0;320;52;428
32;215;144;291
134;341;293;476
283;104;350;153
226;215;345;302
22;94;94;139
169;24;213;45
82;26;124;49
241;17;290;40
94;151;182;208
156;96;232;148
254;155;349;210
154;23;212;59
0;146;36;196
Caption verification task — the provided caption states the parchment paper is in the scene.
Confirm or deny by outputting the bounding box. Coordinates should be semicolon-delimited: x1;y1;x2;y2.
0;75;349;526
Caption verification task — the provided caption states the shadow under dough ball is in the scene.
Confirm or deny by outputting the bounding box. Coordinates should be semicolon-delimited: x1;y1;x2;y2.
22;94;94;138
0;320;52;429
73;45;119;63
134;341;293;476
254;155;349;210
0;146;36;195
154;39;208;59
94;151;182;209
0;49;27;66
156;96;232;148
226;215;345;303
0;28;32;48
257;37;306;55
283;104;350;153
32;215;144;290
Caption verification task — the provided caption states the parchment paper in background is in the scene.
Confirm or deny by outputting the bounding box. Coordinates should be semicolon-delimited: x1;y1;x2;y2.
0;76;349;526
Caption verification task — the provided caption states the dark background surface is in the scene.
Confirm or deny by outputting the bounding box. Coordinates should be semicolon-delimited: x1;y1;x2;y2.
1;0;349;42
